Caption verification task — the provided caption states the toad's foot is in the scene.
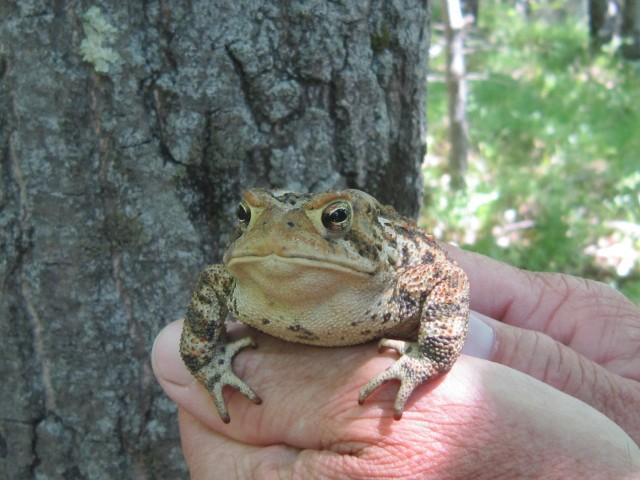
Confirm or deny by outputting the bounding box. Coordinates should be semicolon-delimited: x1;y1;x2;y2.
358;338;439;420
195;336;261;423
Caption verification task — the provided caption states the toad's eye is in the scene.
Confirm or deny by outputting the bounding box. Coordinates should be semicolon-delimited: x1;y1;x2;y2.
237;202;251;225
321;201;351;232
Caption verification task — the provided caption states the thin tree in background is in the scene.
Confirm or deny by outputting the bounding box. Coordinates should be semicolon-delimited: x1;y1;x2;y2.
621;0;640;58
443;0;469;189
589;0;640;58
589;0;622;49
461;0;479;25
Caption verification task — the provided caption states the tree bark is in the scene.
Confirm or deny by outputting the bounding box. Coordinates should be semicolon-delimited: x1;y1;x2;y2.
0;1;430;478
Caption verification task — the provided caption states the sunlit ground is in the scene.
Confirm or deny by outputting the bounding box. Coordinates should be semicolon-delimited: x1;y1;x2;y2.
422;1;640;303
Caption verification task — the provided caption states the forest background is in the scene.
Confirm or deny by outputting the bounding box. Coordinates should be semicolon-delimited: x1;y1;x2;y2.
427;0;640;303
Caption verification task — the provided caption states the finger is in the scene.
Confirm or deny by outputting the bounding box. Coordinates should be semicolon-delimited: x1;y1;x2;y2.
151;320;230;427
472;310;640;444
444;245;640;377
461;311;495;360
153;320;270;435
179;408;299;480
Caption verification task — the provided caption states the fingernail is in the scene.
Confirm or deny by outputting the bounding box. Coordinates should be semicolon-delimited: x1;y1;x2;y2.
151;320;193;387
462;311;495;360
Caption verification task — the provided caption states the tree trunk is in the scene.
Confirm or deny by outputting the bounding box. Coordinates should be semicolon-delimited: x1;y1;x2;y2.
589;0;622;49
621;0;640;58
460;0;479;25
0;1;430;478
443;0;469;189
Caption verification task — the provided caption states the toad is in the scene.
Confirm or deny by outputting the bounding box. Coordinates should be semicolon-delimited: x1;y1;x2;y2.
180;189;469;423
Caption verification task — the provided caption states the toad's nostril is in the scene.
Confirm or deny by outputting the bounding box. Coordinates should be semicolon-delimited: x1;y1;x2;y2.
287;221;295;228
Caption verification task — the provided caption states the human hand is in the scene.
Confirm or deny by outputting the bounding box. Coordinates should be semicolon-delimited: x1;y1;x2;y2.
152;249;640;479
447;246;640;444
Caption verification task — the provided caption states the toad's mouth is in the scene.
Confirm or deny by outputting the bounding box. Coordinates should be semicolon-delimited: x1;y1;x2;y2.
226;254;375;276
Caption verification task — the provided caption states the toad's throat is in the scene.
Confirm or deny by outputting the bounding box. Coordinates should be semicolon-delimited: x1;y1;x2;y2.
227;254;375;276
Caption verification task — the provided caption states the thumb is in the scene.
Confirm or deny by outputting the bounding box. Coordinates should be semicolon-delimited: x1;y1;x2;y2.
467;311;640;443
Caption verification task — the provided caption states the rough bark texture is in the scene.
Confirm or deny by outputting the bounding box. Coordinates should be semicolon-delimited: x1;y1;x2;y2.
0;0;430;478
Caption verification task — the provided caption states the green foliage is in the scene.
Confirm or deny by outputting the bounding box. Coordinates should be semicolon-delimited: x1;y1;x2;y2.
424;0;640;303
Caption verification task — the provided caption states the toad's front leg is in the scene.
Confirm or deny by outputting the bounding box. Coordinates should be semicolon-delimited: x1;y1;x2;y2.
180;265;261;423
358;265;469;419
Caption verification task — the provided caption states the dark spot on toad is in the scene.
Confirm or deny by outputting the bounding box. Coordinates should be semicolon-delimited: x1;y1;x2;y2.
419;291;428;304
288;325;301;332
400;290;417;310
296;327;319;340
383;313;391;323
297;326;316;337
218;359;224;365
394;225;408;236
261;318;271;325
287;221;295;228
181;353;207;371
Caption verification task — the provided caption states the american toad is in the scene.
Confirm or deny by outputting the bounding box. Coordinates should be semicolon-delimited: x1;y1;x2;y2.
180;189;469;423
